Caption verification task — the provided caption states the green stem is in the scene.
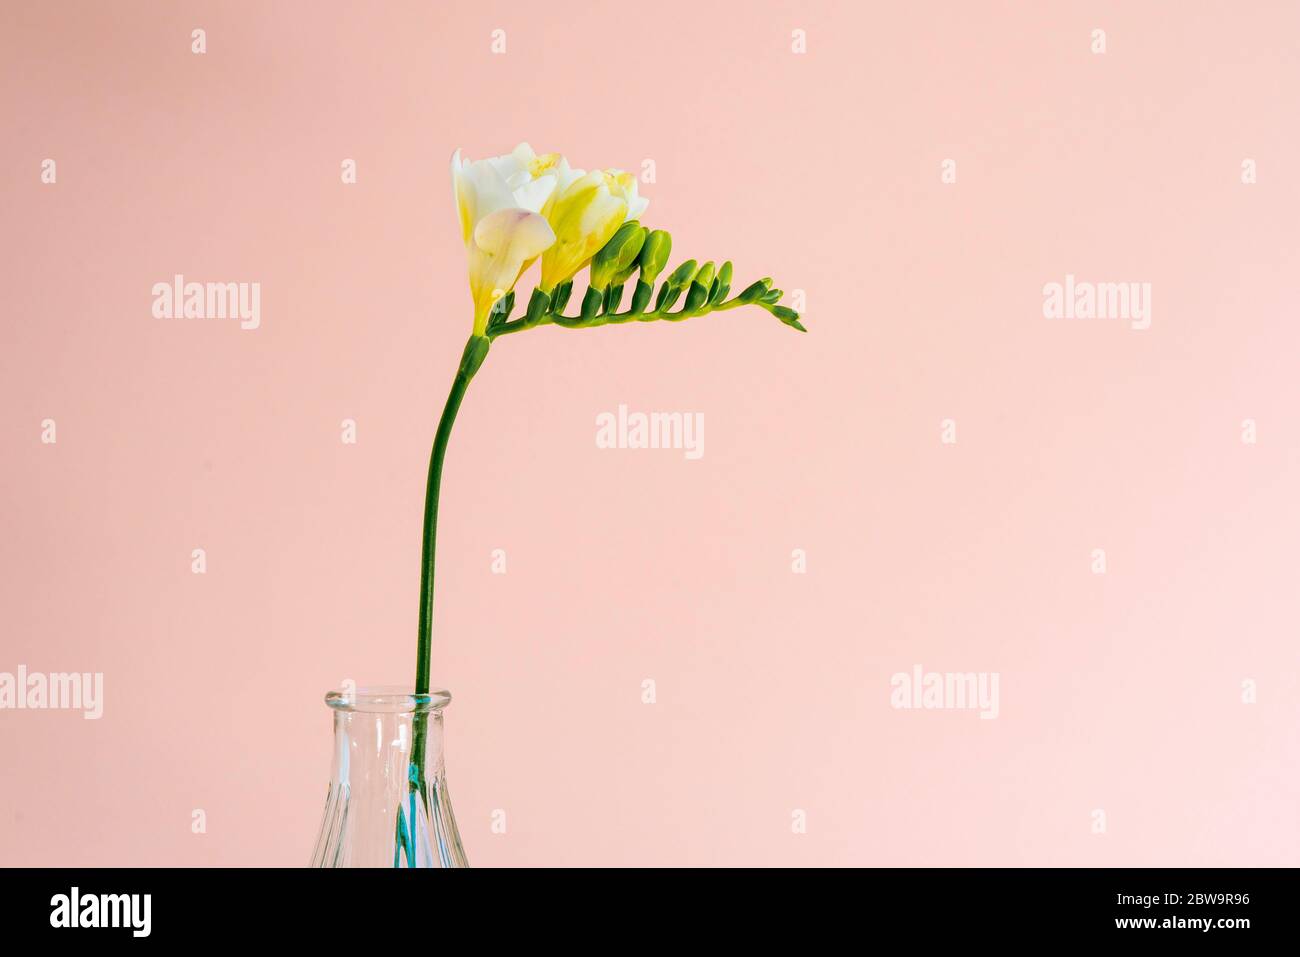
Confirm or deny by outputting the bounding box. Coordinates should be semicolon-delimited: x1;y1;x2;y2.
411;334;489;784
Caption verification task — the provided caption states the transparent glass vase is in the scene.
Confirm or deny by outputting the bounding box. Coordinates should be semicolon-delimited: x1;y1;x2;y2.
311;686;468;867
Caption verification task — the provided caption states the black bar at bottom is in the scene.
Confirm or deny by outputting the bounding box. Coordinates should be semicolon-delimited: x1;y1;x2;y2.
0;866;1287;942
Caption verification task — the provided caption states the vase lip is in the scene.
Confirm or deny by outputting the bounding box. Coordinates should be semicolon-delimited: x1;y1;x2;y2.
324;685;452;714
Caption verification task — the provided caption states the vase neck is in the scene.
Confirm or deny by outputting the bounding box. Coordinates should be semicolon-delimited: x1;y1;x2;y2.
311;687;465;868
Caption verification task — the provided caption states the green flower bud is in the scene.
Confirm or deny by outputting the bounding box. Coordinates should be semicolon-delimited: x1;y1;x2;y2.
665;259;698;290
630;280;653;314
580;284;602;320
590;221;646;291
614;263;643;288
615;228;649;286
524;288;549;326
711;261;732;304
654;282;671;311
771;304;806;331
693;262;716;290
637;230;672;285
603;283;624;314
683;280;710;312
550;279;573;313
659;282;685;311
737;278;770;303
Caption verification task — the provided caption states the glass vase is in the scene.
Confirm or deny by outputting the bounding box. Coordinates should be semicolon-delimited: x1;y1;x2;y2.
310;686;468;867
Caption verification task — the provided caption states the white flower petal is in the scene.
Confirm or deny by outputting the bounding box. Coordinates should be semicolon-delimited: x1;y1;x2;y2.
512;173;557;214
510;142;537;167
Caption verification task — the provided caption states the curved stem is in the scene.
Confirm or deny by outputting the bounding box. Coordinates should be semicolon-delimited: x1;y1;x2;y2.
414;371;471;694
412;334;488;782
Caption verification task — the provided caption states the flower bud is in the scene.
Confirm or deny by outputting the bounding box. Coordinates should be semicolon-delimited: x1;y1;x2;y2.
579;284;603;320
711;261;732;304
550;279;573;313
637;230;672;285
630;280;653;314
665;259;698;290
524;288;549;327
603;283;624;313
658;281;684;311
771;304;806;331
655;282;672;311
737;278;771;303
683;279;710;312
590;221;647;291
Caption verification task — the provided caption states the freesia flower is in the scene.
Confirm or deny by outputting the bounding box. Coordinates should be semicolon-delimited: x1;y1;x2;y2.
451;143;565;332
539;169;649;292
408;144;802;810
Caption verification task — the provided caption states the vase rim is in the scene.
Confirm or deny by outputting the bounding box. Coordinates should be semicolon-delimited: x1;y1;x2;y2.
324;685;452;714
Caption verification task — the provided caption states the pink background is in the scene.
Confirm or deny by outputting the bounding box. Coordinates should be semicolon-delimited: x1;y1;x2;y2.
3;1;1299;866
